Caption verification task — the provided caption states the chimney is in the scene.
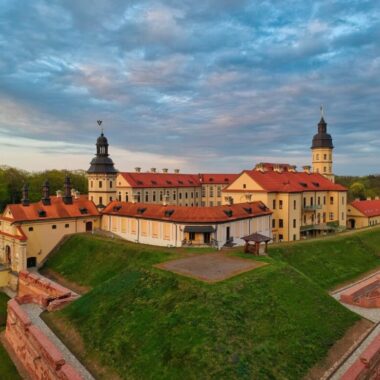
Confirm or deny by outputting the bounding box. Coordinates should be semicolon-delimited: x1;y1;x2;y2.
75;191;80;199
303;165;311;174
63;176;73;205
41;180;51;205
288;165;297;173
255;163;265;172
135;167;141;173
56;190;62;198
71;188;76;197
163;194;169;206
174;169;180;174
21;184;30;207
273;164;282;173
367;197;371;201
162;168;168;173
132;194;138;203
151;168;156;173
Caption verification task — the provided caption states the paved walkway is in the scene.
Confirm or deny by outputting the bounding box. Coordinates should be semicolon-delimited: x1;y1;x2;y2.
20;303;94;380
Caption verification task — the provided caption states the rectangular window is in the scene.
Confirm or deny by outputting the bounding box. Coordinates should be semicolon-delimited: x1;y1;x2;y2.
202;186;206;197
217;187;222;197
52;225;57;229
329;212;334;221
273;200;276;210
293;219;296;228
153;192;156;202
28;227;34;231
125;194;129;202
145;193;149;202
293;200;296;210
210;187;214;197
272;219;276;228
65;224;69;228
179;193;182;200
293;234;297;241
342;196;345;205
279;219;284;228
330;196;334;205
279;200;283;210
99;181;102;188
210;201;214;207
318;196;321;205
323;196;326;205
110;181;113;188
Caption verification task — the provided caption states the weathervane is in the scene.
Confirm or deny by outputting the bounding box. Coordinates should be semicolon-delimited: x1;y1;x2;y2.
97;120;103;134
320;105;324;118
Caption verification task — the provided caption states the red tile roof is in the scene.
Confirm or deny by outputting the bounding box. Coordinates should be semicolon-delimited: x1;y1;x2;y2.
102;201;272;223
224;170;346;193
198;173;239;185
119;172;200;188
5;196;99;223
119;172;239;188
350;200;380;217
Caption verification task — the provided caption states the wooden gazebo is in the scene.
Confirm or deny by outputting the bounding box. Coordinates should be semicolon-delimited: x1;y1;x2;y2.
241;233;272;255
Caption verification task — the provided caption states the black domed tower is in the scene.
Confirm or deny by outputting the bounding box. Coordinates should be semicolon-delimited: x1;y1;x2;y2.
311;109;335;182
87;127;118;209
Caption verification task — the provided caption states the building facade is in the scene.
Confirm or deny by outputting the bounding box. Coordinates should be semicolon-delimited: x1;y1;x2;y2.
0;178;100;287
102;201;272;248
222;165;347;242
347;199;380;229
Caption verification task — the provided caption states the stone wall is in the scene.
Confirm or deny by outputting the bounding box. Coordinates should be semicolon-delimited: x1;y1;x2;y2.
5;298;83;380
17;271;78;311
340;277;380;308
341;333;380;379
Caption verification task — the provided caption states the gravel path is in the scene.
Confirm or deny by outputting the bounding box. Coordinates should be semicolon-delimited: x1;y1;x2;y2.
20;303;94;380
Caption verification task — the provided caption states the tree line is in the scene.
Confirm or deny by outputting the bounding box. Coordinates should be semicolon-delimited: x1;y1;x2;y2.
0;166;88;211
335;175;380;201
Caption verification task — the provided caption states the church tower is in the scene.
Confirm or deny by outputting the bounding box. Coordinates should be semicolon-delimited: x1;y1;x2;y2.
87;125;117;209
311;109;334;182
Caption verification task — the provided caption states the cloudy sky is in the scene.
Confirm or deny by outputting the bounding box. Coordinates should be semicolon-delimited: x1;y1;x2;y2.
0;0;379;175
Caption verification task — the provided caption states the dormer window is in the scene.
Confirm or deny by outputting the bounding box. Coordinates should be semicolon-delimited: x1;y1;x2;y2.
137;207;147;214
224;210;233;217
164;210;174;217
38;210;46;217
79;207;88;215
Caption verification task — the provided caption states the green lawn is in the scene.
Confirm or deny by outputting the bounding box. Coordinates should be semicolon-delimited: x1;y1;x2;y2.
269;227;380;289
0;293;21;380
42;234;362;380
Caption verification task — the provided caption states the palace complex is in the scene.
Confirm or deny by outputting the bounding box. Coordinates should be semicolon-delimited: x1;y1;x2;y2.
1;112;378;288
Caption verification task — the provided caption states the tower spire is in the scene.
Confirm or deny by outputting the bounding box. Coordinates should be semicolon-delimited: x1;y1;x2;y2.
97;120;103;135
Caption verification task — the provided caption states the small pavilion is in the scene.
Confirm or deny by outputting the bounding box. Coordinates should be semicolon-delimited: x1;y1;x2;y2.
241;233;272;255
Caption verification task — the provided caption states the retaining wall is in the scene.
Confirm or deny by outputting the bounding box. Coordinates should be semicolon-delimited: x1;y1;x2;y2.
340;277;380;308
5;298;83;380
17;270;78;311
341;333;380;380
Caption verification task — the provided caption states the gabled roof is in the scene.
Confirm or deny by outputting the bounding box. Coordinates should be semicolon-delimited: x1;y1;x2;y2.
198;173;239;185
224;170;346;193
350;200;380;217
5;196;99;223
102;201;272;223
120;172;200;188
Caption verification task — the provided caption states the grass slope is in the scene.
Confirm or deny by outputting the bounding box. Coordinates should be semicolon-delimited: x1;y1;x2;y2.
269;227;380;289
0;293;21;380
43;234;360;380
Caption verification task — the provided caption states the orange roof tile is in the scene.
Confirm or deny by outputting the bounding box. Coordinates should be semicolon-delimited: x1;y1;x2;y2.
119;172;239;188
350;200;380;217
5;196;99;223
198;173;239;185
120;172;200;188
102;201;272;223
224;170;346;193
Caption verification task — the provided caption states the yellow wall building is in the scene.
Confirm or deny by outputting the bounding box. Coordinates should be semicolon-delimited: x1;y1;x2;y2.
347;199;380;229
222;164;347;242
102;200;272;248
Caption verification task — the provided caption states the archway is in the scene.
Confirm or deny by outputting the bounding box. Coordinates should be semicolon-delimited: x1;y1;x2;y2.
348;219;356;229
86;221;93;232
5;245;11;266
